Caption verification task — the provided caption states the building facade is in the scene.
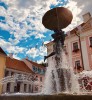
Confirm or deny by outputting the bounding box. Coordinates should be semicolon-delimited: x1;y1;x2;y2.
0;48;7;94
0;48;45;94
46;12;92;73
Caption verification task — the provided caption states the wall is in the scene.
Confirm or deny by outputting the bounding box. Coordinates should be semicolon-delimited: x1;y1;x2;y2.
64;20;92;72
0;54;6;94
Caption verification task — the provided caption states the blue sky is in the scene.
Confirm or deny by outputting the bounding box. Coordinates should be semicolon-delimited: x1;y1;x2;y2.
0;0;91;63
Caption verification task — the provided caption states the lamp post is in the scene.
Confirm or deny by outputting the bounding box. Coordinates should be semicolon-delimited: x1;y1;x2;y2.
75;31;84;70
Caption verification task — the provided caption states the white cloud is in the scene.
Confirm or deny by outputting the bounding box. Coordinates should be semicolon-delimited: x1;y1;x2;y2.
0;6;7;16
0;38;26;54
9;38;19;45
37;59;44;64
26;47;38;58
0;0;60;43
1;0;92;36
26;46;47;58
64;0;92;32
44;40;50;45
13;54;21;60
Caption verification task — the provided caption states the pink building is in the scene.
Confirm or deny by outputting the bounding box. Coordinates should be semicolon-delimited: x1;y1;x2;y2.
46;12;92;73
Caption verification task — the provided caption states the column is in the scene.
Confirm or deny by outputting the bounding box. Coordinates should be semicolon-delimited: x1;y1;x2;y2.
8;71;11;76
20;83;24;93
26;84;29;93
81;39;90;70
10;82;14;93
2;84;7;93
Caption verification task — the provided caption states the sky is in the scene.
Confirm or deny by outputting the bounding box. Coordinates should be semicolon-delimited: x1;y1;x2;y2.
0;0;92;63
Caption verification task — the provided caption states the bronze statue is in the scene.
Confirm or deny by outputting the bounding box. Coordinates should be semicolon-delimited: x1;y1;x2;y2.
44;30;65;62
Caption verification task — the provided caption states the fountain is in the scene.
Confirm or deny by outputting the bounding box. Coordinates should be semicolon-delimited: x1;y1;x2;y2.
0;7;92;100
42;7;80;94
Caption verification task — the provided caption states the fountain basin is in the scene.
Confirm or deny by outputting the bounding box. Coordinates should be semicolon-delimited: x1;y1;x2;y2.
0;94;92;100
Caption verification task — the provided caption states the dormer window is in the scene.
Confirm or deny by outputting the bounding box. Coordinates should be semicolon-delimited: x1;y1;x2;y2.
38;68;41;73
89;37;92;47
73;42;79;52
33;66;35;71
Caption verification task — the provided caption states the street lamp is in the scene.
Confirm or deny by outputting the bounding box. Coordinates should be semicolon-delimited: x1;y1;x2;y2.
75;30;84;70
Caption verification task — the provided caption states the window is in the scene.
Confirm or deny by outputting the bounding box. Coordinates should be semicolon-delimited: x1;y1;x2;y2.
89;37;92;47
29;84;31;92
5;70;9;77
43;69;45;74
11;72;14;76
40;77;42;82
35;86;38;91
33;66;36;71
14;82;21;92
73;42;79;52
75;60;81;70
35;67;37;71
6;82;10;92
38;68;41;73
75;60;80;67
33;66;38;72
24;84;27;92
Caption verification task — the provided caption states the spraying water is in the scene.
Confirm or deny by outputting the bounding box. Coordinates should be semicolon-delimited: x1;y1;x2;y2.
42;41;80;94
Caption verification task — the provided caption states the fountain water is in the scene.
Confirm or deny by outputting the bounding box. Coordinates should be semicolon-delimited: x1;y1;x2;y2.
41;7;82;95
42;43;80;94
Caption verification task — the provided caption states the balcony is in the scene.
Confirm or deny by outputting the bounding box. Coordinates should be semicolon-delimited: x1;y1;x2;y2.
90;44;92;47
74;66;82;70
73;48;79;52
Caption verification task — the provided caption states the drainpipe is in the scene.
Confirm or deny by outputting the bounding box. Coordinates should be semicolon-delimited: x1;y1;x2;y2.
75;31;84;70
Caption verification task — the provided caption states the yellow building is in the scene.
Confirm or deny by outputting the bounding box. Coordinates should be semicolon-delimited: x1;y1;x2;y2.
0;47;7;94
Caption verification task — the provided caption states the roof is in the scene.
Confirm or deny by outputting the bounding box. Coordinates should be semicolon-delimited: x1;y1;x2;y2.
0;47;7;56
69;23;85;34
26;59;45;69
6;57;34;74
45;41;54;47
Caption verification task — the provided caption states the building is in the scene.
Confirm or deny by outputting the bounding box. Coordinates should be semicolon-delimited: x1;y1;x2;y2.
46;12;92;73
0;47;7;94
0;48;45;94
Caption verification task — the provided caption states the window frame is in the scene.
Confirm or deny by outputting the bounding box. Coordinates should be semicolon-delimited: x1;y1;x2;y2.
89;37;92;47
74;60;81;70
6;82;10;92
72;42;79;52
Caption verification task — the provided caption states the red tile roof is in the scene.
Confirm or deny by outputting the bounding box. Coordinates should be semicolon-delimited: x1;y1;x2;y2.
26;59;45;69
6;57;34;74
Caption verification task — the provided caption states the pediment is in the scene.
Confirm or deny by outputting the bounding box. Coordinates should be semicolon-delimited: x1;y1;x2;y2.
82;18;92;32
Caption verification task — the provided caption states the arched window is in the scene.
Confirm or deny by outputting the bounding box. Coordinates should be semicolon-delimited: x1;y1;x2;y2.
6;82;10;92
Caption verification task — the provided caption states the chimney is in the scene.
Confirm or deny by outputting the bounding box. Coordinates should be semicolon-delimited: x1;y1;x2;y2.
83;12;91;23
9;53;13;58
